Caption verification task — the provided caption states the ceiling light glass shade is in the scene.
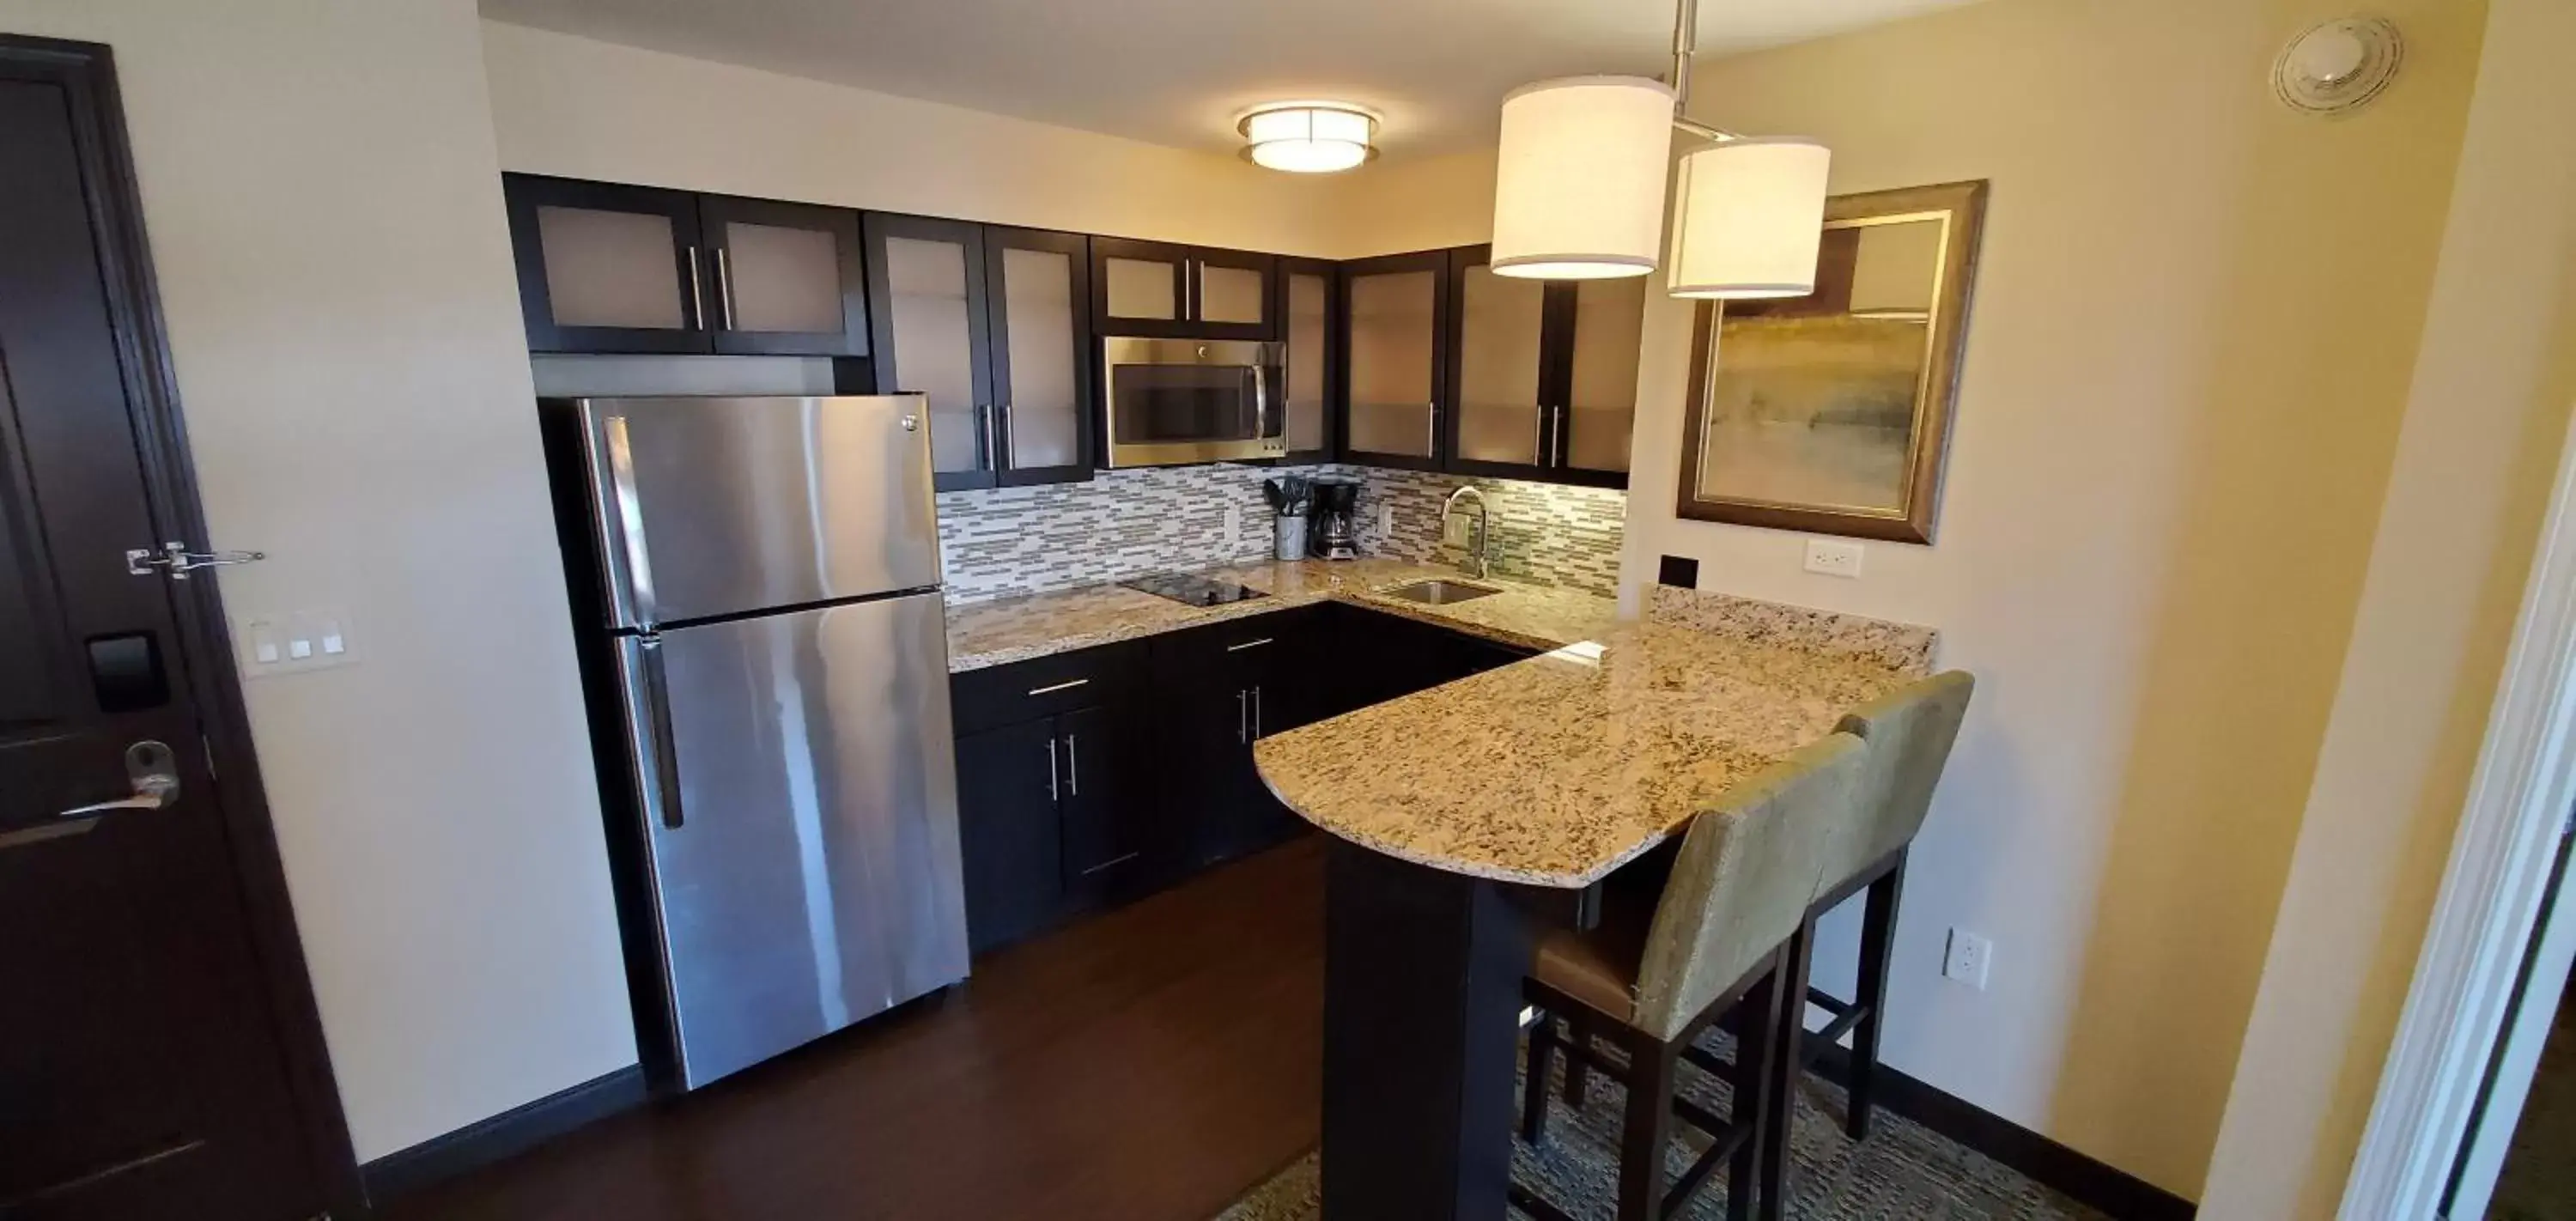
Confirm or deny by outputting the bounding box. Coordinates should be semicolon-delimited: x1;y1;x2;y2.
1488;76;1675;279
1239;103;1379;173
1667;137;1832;299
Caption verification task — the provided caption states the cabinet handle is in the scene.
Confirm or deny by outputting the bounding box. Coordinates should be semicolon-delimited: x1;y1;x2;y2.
713;247;737;331
1028;677;1091;696
1224;637;1274;653
996;403;1013;471
1553;404;1569;468
1065;732;1079;798
683;247;707;331
1080;851;1139;878
1236;689;1249;744
1425;403;1437;459
1252;685;1263;740
974;405;993;471
1046;734;1059;802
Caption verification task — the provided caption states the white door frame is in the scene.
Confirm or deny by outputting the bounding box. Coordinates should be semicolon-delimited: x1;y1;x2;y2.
2341;403;2576;1218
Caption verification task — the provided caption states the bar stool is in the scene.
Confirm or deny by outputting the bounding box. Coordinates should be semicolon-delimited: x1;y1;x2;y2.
1765;671;1974;1206
1513;732;1868;1221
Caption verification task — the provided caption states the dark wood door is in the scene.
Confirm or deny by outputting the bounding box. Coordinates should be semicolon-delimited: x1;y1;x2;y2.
0;71;331;1220
953;718;1065;956
1276;257;1341;462
502;173;711;355
981;226;1096;487
1054;702;1145;894
1089;235;1192;337
697;193;868;356
1338;249;1452;471
863;212;999;492
1187;246;1278;341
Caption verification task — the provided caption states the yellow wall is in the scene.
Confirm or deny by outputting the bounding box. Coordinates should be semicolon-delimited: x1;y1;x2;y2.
480;21;1355;258
2202;0;2576;1211
1607;0;2487;1196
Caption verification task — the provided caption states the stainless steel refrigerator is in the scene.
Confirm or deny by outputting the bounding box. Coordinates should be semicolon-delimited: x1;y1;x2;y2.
538;393;969;1091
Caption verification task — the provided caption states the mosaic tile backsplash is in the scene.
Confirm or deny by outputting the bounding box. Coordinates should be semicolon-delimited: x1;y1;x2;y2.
936;464;1627;604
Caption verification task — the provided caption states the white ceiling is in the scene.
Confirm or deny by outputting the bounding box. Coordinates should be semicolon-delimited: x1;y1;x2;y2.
477;0;1979;159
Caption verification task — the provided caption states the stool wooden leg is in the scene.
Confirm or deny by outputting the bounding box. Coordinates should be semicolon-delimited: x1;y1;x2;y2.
1727;952;1781;1221
1759;927;1809;1220
1619;1031;1677;1221
1850;851;1907;1140
1563;1017;1592;1112
1522;1012;1558;1143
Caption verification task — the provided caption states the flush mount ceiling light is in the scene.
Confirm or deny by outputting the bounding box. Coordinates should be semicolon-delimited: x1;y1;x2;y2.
1237;102;1380;173
1489;0;1830;299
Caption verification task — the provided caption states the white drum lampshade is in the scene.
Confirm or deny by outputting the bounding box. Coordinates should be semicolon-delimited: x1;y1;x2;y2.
1667;137;1832;299
1489;76;1676;280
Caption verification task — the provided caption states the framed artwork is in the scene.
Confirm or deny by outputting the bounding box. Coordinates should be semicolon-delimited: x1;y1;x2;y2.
1676;179;1988;544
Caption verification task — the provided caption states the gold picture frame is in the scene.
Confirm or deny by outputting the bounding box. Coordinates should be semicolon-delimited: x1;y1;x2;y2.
1676;179;1988;544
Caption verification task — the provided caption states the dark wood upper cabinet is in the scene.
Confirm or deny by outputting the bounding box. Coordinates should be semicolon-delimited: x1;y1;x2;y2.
981;226;1095;487
503;173;867;358
1091;236;1277;341
696;194;868;356
1334;245;1640;489
1276;256;1340;463
1336;248;1450;472
864;212;1094;492
505;175;709;355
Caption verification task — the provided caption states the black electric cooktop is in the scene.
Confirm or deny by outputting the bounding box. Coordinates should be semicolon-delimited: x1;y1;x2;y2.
1119;572;1270;608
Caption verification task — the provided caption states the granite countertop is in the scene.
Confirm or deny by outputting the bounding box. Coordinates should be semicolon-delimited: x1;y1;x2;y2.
1252;596;1930;889
944;558;1623;672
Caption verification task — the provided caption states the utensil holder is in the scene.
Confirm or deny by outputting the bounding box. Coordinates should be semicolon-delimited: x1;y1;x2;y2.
1274;513;1309;562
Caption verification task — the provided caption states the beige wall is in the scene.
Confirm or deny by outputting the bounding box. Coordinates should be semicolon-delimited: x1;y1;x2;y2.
1604;0;2487;1196
0;0;634;1159
480;21;1352;257
2201;0;2576;1212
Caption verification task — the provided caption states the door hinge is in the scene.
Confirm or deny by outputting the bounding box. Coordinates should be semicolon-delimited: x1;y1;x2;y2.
125;540;265;580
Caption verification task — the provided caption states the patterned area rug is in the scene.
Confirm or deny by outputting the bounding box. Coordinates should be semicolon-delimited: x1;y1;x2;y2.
1217;1030;2106;1220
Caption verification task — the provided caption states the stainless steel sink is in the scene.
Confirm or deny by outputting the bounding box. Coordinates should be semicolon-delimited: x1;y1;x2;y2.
1379;579;1504;606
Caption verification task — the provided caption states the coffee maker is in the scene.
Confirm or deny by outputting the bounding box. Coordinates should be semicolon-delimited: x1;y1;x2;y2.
1309;478;1361;561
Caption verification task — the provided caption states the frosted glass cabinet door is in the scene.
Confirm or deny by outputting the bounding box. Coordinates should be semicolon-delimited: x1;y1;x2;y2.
505;174;708;355
864;214;993;489
1279;260;1335;456
1091;237;1277;341
1561;276;1645;474
984;228;1094;483
1341;252;1447;463
1451;257;1547;467
701;195;868;356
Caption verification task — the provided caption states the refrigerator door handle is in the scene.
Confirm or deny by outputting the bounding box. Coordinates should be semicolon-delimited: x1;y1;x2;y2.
620;635;688;830
599;413;659;628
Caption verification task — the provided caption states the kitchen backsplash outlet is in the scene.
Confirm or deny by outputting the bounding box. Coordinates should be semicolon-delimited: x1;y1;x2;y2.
937;464;1626;604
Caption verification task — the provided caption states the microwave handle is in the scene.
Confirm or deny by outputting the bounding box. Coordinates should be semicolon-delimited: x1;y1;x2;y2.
1249;363;1272;442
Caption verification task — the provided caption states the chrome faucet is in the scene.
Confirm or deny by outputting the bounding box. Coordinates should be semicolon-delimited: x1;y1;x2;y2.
1443;484;1492;579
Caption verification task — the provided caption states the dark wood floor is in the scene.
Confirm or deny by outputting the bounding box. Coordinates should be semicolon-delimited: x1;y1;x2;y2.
382;837;1326;1221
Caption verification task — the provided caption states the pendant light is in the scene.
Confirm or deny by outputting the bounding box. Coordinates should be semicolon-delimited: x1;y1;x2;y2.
1487;0;1830;297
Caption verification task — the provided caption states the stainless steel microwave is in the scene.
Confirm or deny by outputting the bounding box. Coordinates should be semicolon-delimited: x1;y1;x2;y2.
1101;337;1285;467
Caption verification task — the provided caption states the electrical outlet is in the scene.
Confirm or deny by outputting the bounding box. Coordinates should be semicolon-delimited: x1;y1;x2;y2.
1224;505;1243;551
1943;929;1993;990
1803;538;1865;579
1377;504;1394;541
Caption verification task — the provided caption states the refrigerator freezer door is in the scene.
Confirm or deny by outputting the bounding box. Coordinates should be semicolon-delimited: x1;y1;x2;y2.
618;590;968;1088
576;395;941;629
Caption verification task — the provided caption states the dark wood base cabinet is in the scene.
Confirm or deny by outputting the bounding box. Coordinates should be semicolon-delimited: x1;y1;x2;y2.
949;604;1535;956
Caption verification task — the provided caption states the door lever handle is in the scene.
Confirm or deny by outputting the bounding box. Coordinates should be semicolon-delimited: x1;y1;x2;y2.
58;740;180;818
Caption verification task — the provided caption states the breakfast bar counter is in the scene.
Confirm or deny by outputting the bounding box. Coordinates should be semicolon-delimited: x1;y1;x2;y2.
1251;586;1935;1219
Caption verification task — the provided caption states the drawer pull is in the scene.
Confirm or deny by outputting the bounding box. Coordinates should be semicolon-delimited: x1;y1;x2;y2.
1224;637;1275;652
1027;677;1091;696
1080;851;1140;878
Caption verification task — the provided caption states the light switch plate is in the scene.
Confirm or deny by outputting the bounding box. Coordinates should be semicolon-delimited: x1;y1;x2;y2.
1804;538;1865;579
236;606;359;678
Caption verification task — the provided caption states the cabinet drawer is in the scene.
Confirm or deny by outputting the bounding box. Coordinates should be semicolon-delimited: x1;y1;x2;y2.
951;639;1145;736
1151;606;1314;677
